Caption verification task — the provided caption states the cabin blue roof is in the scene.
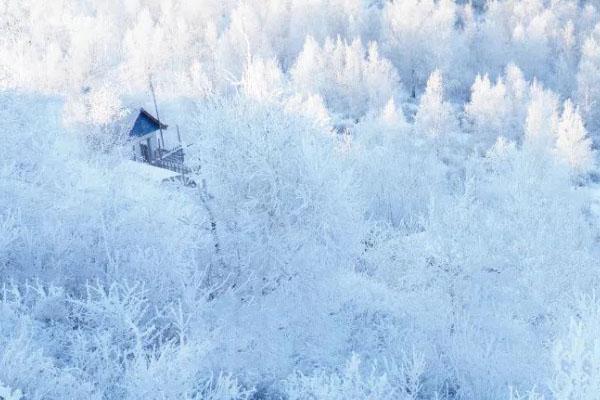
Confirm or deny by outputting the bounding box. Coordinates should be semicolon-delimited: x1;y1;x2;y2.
129;108;168;137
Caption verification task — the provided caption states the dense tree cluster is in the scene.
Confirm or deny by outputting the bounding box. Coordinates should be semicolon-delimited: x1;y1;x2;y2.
2;0;600;398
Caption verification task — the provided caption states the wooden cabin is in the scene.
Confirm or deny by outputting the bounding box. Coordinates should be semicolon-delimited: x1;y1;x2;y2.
130;108;168;164
128;108;191;175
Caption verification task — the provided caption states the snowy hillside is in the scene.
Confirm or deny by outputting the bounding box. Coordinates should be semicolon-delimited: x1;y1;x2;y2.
2;1;600;399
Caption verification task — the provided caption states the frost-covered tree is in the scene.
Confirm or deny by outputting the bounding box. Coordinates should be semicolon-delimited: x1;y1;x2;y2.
465;73;511;147
577;25;600;145
238;55;285;102
285;354;425;400
413;138;594;397
554;99;595;173
524;81;560;150
188;97;362;290
551;295;600;399
554;20;579;96
414;70;458;139
465;64;530;150
185;98;370;375
291;36;404;119
351;102;445;231
381;0;467;96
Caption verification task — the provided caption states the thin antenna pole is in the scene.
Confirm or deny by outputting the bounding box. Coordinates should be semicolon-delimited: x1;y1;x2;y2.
149;75;165;153
176;125;185;179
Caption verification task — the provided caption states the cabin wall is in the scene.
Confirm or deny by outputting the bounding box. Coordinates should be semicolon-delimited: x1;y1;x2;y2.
130;133;159;162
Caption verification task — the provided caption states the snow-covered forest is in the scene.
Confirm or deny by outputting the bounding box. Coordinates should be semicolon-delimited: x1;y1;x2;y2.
2;0;600;398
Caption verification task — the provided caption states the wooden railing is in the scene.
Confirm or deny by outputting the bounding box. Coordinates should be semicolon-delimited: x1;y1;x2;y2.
132;145;192;175
151;158;191;174
152;146;191;174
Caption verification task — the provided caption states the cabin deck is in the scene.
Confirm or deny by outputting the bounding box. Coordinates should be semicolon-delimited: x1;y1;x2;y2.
148;146;192;174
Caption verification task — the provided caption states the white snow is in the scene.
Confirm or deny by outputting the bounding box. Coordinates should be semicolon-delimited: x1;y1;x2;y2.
2;1;600;399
